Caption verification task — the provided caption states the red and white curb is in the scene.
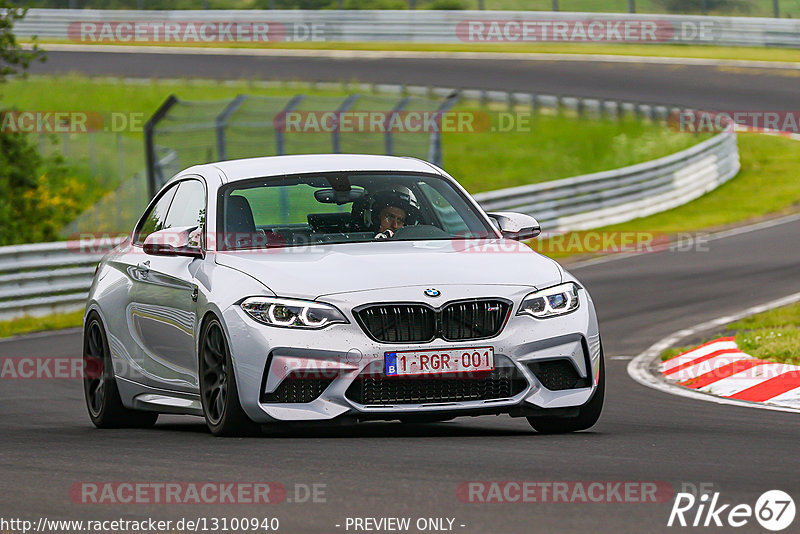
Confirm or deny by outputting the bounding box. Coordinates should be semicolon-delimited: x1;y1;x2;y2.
628;290;800;414
660;337;800;409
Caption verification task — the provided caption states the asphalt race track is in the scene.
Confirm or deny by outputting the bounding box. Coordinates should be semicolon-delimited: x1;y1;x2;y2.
2;49;800;533
31;48;800;110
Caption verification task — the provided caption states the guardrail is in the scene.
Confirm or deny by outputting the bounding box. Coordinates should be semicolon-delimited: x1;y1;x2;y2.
0;240;119;321
475;130;739;231
0;81;740;322
14;9;800;48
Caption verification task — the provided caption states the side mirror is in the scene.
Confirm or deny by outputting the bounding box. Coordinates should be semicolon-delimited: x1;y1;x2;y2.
487;212;541;240
143;226;204;258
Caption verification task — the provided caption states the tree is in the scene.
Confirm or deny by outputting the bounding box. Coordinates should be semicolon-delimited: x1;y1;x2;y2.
0;1;52;245
0;1;44;81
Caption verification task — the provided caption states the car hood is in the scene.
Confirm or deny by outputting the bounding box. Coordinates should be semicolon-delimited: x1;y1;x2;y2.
215;239;563;300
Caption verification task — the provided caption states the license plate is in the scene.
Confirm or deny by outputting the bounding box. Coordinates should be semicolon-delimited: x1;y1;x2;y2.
385;347;494;377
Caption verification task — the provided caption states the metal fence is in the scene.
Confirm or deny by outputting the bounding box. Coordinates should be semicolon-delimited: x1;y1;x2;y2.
14;8;800;47
65;80;681;237
144;90;457;197
10;2;800;18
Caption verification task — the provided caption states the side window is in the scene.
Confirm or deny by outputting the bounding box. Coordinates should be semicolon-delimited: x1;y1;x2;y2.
416;182;469;234
164;180;206;230
134;184;178;245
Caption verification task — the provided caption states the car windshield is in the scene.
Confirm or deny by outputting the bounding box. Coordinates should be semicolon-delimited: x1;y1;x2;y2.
218;172;495;250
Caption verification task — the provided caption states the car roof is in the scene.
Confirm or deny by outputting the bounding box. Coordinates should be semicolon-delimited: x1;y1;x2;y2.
180;154;444;184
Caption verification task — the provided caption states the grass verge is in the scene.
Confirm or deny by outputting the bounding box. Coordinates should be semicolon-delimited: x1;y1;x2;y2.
537;132;800;260
661;302;800;365
0;310;84;339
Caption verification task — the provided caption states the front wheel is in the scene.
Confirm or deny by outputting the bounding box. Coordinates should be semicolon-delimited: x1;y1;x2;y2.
527;346;605;434
83;313;158;428
199;317;261;437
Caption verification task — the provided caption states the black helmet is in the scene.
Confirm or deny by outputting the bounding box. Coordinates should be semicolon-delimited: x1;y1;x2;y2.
366;189;420;230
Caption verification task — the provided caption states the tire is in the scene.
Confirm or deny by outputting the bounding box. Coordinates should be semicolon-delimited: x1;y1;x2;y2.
83;313;159;429
199;317;261;437
527;346;605;434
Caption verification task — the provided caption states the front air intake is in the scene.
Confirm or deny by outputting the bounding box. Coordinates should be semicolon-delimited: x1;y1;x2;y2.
345;367;527;405
527;359;590;391
260;371;333;403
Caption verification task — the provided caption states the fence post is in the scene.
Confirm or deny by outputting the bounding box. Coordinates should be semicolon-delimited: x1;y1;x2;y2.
774;0;780;17
215;94;247;161
428;91;460;167
275;95;304;157
89;132;96;176
275;95;305;224
332;94;359;154
144;94;178;199
117;132;124;183
551;0;559;11
628;0;635;13
385;96;410;156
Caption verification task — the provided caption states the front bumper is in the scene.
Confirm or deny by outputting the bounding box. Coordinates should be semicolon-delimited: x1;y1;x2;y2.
222;285;601;424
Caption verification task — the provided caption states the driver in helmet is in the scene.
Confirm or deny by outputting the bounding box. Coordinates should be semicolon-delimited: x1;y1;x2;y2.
369;190;419;239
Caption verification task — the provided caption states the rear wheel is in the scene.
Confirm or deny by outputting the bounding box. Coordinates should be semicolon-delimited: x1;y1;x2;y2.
83;313;158;428
199;318;261;437
527;346;605;434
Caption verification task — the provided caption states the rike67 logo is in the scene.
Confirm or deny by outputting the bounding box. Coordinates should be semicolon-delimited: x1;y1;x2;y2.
668;490;795;531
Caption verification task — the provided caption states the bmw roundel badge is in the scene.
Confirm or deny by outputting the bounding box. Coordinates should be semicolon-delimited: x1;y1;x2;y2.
424;288;441;298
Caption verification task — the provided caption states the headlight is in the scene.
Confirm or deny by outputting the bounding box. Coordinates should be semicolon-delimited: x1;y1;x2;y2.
240;297;348;329
518;283;580;319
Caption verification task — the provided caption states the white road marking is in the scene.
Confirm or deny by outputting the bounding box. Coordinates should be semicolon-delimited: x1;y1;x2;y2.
627;291;800;414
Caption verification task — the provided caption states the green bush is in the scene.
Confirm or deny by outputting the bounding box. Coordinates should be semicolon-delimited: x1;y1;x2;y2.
0;132;95;245
425;0;466;8
253;0;333;8
341;0;408;8
653;0;750;13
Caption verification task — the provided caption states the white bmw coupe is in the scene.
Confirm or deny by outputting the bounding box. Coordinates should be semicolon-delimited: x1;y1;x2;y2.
83;154;603;436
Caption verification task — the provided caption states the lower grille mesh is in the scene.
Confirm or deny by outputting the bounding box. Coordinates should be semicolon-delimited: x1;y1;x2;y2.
345;367;527;405
261;372;333;403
